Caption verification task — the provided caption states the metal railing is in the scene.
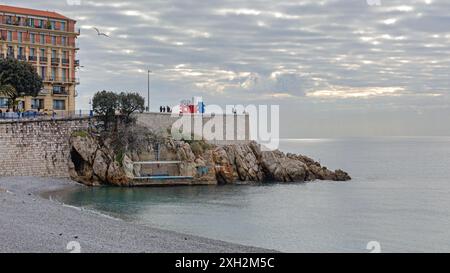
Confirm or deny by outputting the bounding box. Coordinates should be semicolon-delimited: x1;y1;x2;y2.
1;19;73;32
0;110;94;122
51;58;60;65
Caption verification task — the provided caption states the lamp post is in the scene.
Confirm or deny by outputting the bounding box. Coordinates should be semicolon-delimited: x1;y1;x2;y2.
147;70;152;112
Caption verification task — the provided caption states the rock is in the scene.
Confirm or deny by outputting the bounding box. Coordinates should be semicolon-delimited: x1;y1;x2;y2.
176;142;196;162
260;150;308;182
107;161;129;186
92;149;110;182
70;135;98;164
212;146;238;184
334;169;351;181
68;128;351;187
123;155;135;179
232;144;264;182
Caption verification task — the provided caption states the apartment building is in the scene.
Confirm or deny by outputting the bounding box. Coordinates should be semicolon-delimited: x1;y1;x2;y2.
0;5;79;112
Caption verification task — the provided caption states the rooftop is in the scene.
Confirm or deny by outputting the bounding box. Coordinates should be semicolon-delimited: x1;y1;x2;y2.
0;4;74;21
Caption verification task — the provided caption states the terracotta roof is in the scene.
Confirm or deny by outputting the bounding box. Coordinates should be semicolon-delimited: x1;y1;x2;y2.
0;5;74;21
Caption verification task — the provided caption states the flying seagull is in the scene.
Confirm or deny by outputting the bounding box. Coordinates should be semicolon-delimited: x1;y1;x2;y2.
93;27;110;38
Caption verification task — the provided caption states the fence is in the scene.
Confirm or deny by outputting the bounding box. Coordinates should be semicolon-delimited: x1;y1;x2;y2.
0;110;93;122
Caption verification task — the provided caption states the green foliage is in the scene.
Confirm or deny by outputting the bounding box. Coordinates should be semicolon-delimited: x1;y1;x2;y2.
118;92;145;123
0;58;43;105
93;91;146;130
190;142;204;156
189;140;213;156
115;149;125;167
93;90;119;130
71;130;89;138
0;84;16;107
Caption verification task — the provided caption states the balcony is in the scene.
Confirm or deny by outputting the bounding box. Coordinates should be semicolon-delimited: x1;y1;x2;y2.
44;77;62;83
62;58;70;65
52;88;68;96
40;57;48;63
1;19;78;35
28;56;38;62
51;58;60;65
74;60;80;66
17;55;27;61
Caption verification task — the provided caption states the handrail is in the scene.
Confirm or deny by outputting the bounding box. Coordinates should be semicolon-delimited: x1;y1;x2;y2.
132;161;182;165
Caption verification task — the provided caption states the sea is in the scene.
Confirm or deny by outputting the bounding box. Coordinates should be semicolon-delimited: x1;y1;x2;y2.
47;137;450;252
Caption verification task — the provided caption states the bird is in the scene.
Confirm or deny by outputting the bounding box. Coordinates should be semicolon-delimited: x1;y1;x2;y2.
93;27;110;38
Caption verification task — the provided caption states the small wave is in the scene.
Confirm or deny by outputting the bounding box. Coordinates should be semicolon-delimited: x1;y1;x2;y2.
47;195;122;221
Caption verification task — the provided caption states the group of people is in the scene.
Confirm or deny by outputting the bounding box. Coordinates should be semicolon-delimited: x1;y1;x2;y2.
159;106;172;113
0;108;57;119
0;108;24;119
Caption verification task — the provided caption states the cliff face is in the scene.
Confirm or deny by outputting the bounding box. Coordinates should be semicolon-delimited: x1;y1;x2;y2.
69;133;351;187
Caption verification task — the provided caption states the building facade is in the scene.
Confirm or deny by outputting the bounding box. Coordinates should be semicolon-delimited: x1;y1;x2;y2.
0;5;79;113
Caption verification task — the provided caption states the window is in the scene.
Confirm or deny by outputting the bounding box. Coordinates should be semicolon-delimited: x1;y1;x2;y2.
50;21;56;30
61;36;67;46
30;48;36;56
40;34;45;44
28;18;34;27
18;32;23;43
0;98;8;108
18;47;25;57
60;22;66;31
51;67;57;80
52;49;57;59
38;20;43;28
31;99;44;110
40;66;46;78
7;46;14;57
53;100;66;110
51;36;56;45
7;31;12;41
62;68;68;82
53;86;65;94
40;48;46;57
30;33;35;43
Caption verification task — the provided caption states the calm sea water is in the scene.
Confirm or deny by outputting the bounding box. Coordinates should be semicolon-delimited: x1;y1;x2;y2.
49;137;450;252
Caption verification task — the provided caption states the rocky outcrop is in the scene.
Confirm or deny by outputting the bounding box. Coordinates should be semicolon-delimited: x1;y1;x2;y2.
69;132;351;187
69;135;130;186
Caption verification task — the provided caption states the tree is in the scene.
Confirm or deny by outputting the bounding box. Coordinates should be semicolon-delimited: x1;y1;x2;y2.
93;90;118;130
0;58;43;108
118;92;145;123
0;84;16;108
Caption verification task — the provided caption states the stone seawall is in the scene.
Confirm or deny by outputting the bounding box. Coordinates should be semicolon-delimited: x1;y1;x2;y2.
0;118;90;178
136;113;250;145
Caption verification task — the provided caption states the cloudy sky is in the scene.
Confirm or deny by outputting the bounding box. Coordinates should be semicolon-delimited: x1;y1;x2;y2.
3;0;450;137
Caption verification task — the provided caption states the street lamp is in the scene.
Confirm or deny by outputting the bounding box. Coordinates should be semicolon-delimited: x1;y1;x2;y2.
147;70;152;112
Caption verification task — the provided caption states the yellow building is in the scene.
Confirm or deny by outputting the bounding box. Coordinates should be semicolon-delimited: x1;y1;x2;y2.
0;4;79;113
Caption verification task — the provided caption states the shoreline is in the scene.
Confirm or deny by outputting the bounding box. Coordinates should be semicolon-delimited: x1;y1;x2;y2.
0;177;272;253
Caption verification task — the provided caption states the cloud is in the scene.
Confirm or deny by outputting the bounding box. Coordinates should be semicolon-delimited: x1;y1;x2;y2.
3;0;449;136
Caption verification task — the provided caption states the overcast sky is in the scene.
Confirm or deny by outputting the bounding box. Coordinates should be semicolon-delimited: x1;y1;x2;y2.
3;0;450;137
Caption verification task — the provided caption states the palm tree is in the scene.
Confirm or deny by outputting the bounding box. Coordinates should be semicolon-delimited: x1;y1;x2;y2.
0;84;17;109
